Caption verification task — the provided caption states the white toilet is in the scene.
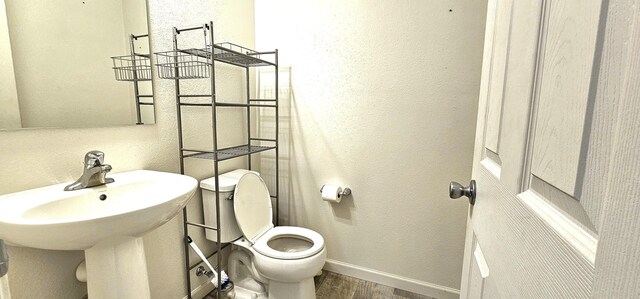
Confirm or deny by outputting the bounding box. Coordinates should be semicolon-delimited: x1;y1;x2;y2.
201;170;326;299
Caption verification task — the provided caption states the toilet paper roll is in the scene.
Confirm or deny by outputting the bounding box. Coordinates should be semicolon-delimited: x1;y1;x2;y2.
321;184;342;203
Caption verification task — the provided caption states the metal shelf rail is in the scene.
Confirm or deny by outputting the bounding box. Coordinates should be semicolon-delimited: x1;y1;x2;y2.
111;33;154;124
155;22;279;298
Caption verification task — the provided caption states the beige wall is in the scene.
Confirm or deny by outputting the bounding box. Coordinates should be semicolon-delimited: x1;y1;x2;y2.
0;0;254;298
255;0;486;292
122;0;154;124
5;0;134;128
0;0;20;129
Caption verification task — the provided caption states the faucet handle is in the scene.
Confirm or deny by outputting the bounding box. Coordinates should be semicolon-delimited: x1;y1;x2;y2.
84;150;105;167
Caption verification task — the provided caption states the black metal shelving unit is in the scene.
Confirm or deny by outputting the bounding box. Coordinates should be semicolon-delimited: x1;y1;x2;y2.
154;22;279;298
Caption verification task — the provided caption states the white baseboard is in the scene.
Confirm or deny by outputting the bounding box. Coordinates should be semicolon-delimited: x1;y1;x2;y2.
323;259;460;299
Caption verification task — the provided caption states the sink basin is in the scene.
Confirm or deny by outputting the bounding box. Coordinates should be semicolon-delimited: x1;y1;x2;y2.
0;170;197;250
0;169;197;299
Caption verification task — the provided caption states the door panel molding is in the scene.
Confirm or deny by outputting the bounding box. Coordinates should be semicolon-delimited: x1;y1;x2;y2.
529;175;596;232
528;0;602;196
470;169;594;298
479;0;514;179
522;0;601;236
473;168;594;297
481;149;502;179
483;0;513;154
517;189;597;264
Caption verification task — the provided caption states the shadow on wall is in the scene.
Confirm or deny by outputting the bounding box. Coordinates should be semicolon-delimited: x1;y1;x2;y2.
331;191;355;222
289;86;314;227
258;67;294;225
258;66;357;227
286;68;356;227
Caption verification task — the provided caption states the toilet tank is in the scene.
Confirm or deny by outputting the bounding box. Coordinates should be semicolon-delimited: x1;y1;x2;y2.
200;169;258;243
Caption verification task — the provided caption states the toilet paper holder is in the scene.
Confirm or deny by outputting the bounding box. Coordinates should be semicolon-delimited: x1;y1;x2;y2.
320;185;352;197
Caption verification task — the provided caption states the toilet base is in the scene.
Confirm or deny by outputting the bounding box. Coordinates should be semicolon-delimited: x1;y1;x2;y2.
233;285;268;299
268;278;316;299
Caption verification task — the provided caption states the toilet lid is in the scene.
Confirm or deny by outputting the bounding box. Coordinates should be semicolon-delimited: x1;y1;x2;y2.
233;172;273;244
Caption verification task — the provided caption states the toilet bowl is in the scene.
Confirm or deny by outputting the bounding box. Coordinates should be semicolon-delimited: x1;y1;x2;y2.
234;227;326;299
201;170;326;299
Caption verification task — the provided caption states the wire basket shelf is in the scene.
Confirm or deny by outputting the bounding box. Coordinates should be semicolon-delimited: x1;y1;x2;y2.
184;145;276;161
154;48;211;79
154;43;274;79
213;43;273;67
111;55;152;81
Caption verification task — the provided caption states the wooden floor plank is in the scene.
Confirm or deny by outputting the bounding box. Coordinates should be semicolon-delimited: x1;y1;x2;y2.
315;271;359;299
353;280;395;299
314;270;329;290
206;269;432;299
393;288;435;299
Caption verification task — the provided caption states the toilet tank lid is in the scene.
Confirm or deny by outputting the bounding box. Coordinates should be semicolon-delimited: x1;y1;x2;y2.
200;169;259;192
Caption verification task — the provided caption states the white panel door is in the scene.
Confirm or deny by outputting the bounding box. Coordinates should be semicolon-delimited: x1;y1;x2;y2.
458;0;640;297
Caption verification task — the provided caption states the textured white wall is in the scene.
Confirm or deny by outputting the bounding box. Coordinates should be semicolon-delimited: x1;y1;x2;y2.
255;0;486;291
0;0;254;298
0;0;21;129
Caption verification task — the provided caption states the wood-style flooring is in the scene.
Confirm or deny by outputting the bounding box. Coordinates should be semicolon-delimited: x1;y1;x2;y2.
206;270;435;298
314;271;434;299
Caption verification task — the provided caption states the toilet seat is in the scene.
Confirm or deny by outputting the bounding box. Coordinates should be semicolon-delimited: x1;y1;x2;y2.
234;173;325;260
253;226;324;260
233;172;274;244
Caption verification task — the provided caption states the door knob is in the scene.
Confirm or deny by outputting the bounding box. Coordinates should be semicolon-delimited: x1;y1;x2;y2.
449;180;476;205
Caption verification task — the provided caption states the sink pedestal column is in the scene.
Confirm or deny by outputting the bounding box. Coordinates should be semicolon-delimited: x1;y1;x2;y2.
85;237;151;299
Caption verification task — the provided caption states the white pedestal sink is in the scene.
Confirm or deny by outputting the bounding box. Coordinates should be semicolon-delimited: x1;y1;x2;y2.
0;170;198;299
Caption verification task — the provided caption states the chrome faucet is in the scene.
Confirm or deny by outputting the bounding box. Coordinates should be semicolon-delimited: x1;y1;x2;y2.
64;151;115;191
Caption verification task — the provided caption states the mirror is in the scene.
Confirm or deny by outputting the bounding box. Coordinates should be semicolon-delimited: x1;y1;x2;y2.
0;0;155;130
